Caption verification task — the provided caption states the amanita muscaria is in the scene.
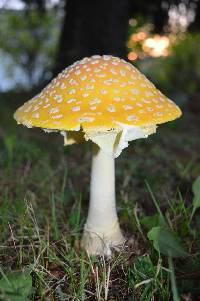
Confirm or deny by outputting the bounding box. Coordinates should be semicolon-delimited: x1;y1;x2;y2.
14;55;181;255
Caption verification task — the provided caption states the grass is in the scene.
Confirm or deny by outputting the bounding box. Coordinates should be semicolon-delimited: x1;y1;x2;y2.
0;91;200;300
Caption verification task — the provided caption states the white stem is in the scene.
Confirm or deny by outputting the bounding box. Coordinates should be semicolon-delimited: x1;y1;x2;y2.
81;145;125;255
87;145;117;230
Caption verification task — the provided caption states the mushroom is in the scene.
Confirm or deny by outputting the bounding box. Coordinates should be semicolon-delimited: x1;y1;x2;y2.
14;55;182;255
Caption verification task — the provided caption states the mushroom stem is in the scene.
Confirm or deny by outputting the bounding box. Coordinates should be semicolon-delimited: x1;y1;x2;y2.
81;145;125;255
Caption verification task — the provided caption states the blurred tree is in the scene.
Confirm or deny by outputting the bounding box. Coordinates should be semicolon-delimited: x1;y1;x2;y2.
165;33;200;113
143;33;200;111
166;34;200;96
22;0;46;13
130;0;200;33
53;0;130;75
0;3;59;88
1;0;200;90
54;0;200;74
130;0;169;33
189;0;200;31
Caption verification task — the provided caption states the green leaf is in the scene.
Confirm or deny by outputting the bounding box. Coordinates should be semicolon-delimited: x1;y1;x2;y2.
141;214;159;230
168;256;180;301
191;176;200;217
147;226;188;258
0;272;32;301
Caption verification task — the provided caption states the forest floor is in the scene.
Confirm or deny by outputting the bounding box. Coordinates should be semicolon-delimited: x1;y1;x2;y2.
0;91;200;301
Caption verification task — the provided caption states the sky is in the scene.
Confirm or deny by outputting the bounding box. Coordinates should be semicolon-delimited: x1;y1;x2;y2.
0;0;59;10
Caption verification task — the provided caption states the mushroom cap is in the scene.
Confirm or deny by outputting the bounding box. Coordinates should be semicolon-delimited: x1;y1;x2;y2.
14;55;181;132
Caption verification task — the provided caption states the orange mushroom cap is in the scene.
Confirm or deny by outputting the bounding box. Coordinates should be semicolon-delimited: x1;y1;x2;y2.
14;55;181;133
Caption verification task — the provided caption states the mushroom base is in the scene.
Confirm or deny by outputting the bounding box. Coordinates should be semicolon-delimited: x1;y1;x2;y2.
81;222;125;256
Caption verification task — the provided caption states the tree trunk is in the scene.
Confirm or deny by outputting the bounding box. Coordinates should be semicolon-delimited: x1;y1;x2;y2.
53;0;130;75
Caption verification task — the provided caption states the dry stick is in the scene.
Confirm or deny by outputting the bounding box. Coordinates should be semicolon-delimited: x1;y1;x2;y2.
133;203;147;242
104;263;111;300
8;222;17;251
